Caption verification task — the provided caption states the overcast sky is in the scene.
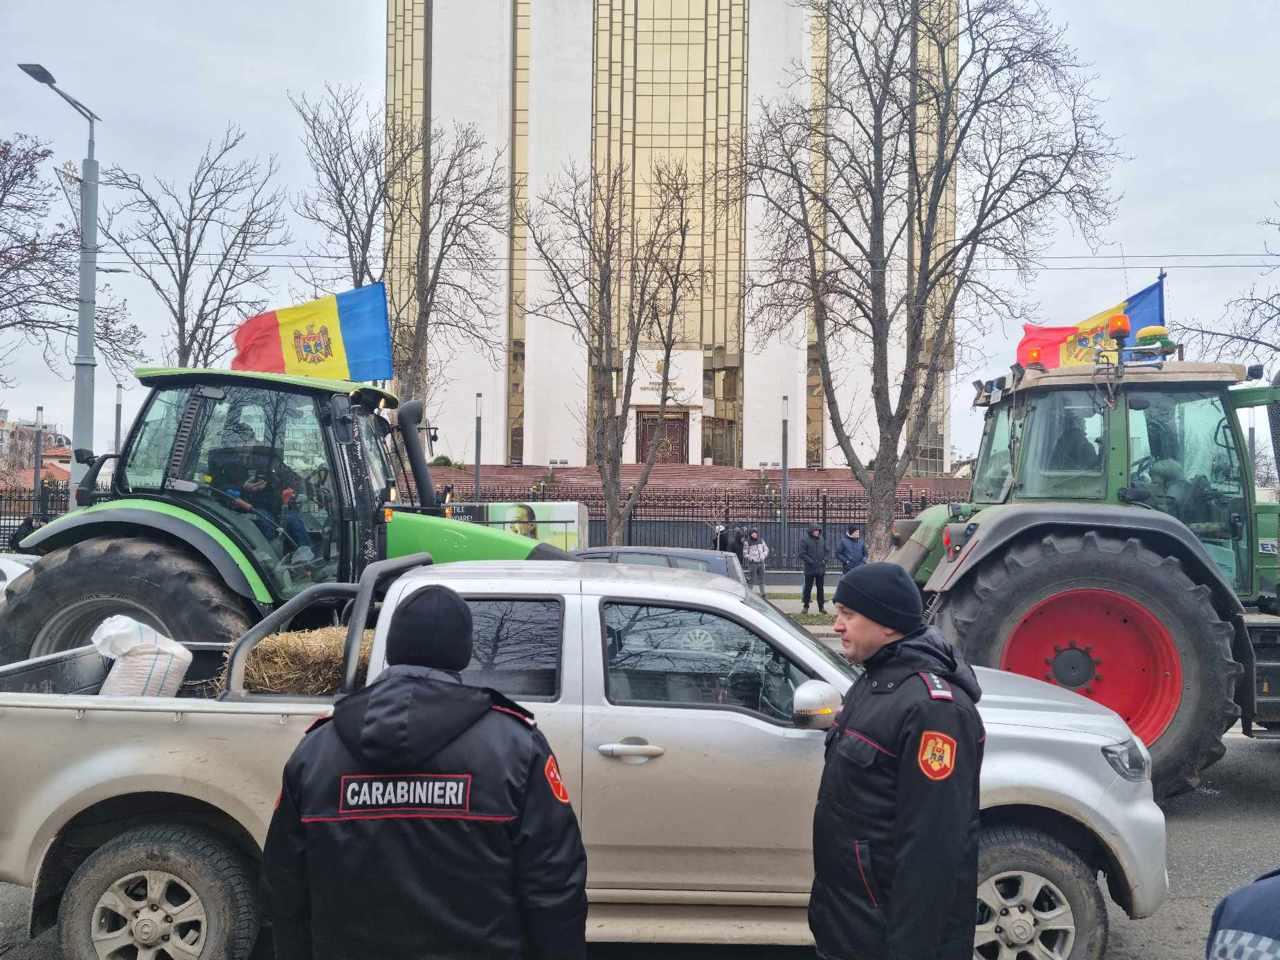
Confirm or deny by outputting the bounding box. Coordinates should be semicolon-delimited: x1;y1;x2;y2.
2;0;1276;460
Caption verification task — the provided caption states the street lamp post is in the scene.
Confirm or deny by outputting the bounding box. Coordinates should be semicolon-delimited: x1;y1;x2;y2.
474;393;483;500
781;393;790;569
114;383;124;454
18;63;101;493
32;406;44;515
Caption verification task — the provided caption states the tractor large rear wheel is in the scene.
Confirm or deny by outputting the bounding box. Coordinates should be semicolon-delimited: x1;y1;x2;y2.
936;531;1240;799
0;537;253;665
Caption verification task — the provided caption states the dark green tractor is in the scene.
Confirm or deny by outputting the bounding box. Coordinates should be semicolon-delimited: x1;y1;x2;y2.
890;356;1280;798
0;368;566;664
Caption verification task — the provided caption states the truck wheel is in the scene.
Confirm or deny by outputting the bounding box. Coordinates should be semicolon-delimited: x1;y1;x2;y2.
58;824;259;960
937;531;1241;799
976;825;1106;960
0;537;253;664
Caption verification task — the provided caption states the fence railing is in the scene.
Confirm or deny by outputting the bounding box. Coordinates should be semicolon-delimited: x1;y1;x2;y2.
0;482;957;569
0;485;70;550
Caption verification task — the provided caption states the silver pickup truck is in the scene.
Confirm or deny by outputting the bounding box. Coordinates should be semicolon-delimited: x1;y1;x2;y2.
0;557;1166;960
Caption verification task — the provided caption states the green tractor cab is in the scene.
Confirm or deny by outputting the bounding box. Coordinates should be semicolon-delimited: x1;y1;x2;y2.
890;353;1280;798
0;368;566;666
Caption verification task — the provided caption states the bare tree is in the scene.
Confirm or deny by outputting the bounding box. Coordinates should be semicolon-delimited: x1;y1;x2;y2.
290;84;414;295
0;134;143;384
1178;214;1280;364
520;159;701;544
745;0;1117;554
99;127;289;368
393;121;507;403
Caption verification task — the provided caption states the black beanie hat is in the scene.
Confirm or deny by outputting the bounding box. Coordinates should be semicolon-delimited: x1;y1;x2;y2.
385;584;474;671
833;561;923;635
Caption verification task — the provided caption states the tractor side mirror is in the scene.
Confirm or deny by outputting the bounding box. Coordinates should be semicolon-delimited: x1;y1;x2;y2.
73;448;95;466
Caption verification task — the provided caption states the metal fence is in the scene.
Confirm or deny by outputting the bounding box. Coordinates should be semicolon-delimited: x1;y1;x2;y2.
0;485;69;550
449;484;961;569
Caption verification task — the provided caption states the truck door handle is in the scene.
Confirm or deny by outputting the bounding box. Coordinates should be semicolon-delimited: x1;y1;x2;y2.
598;742;665;759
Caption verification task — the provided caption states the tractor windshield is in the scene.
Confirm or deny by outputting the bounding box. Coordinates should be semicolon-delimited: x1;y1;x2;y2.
1127;389;1249;591
972;404;1015;503
122;385;341;597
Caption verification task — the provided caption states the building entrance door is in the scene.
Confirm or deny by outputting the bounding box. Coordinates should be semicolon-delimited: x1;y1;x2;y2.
636;412;689;465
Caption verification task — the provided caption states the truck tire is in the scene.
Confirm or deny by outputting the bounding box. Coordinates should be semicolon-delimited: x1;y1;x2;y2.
0;537;253;664
936;531;1240;799
58;823;259;960
977;825;1106;960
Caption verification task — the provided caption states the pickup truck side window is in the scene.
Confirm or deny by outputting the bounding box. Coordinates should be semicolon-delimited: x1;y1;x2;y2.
461;597;563;701
602;603;809;723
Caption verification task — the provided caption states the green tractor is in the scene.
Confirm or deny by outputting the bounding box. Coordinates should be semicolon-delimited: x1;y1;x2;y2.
0;368;566;665
890;351;1280;799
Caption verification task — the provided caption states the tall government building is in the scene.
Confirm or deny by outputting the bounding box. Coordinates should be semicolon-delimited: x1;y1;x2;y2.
386;1;952;475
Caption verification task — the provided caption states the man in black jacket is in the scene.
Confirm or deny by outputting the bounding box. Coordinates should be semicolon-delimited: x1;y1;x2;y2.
809;562;985;960
263;584;588;960
798;525;828;614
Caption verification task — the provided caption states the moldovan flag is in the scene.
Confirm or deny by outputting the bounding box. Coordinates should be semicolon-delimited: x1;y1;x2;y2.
231;283;393;381
1015;276;1165;370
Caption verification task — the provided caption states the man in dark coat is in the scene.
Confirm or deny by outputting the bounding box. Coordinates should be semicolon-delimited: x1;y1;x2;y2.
797;525;828;614
835;525;868;573
810;562;985;960
263;584;588;960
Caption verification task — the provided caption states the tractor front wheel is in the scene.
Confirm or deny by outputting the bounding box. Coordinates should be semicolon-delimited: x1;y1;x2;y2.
936;531;1241;799
0;537;253;665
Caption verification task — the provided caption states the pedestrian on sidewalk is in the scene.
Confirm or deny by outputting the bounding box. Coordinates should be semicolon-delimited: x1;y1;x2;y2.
743;528;770;597
798;526;828;614
810;562;985;960
835;525;867;573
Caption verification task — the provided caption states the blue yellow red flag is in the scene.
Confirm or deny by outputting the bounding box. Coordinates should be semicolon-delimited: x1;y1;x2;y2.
231;283;393;381
1016;276;1165;370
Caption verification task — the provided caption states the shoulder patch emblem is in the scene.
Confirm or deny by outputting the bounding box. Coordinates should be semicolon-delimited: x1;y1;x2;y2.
545;755;571;804
918;672;954;701
918;731;958;781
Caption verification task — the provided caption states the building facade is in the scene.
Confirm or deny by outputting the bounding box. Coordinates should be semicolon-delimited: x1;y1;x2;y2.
386;0;951;474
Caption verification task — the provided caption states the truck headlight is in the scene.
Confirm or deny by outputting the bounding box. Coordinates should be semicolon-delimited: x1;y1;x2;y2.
1102;737;1151;782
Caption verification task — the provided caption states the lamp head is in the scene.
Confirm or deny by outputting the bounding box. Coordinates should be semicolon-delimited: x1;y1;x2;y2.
18;63;56;85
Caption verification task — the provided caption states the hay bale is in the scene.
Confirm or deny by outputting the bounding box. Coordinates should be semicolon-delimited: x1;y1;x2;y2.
218;627;374;696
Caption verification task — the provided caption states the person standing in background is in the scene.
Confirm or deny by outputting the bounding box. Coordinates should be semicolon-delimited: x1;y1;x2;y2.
835;526;868;573
798;526;828;614
743;528;770;597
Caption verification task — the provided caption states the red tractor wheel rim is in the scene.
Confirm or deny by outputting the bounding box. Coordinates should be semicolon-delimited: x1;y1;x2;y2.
1000;589;1182;745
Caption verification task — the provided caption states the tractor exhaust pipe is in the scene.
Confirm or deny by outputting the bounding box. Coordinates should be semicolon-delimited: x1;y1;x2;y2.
1270;370;1280;473
397;400;439;512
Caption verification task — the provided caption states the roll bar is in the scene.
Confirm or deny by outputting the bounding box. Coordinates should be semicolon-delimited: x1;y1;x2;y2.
221;552;434;701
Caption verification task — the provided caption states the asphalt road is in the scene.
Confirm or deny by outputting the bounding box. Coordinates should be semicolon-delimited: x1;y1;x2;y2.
4;733;1278;960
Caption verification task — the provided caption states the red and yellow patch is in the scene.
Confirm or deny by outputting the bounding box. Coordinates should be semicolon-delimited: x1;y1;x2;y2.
917;731;958;781
545;755;571;804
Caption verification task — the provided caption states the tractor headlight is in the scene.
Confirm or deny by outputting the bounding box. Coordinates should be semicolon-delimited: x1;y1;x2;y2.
1102;737;1151;782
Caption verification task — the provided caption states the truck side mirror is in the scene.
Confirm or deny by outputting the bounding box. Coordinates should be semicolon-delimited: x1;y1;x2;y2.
793;679;842;730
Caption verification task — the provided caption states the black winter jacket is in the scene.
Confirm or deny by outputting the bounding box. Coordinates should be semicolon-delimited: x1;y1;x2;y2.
798;534;827;575
264;665;588;960
809;628;985;960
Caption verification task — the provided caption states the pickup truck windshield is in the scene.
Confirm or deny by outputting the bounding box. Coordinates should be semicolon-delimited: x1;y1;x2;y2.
745;593;856;683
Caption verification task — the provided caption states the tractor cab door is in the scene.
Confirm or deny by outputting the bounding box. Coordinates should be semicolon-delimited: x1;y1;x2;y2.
1125;388;1252;592
121;385;343;598
1226;383;1280;599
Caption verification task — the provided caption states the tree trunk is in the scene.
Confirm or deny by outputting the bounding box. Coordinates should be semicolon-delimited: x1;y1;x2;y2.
863;464;899;560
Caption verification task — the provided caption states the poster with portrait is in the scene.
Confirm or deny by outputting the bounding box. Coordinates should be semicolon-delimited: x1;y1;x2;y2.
443;501;589;551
